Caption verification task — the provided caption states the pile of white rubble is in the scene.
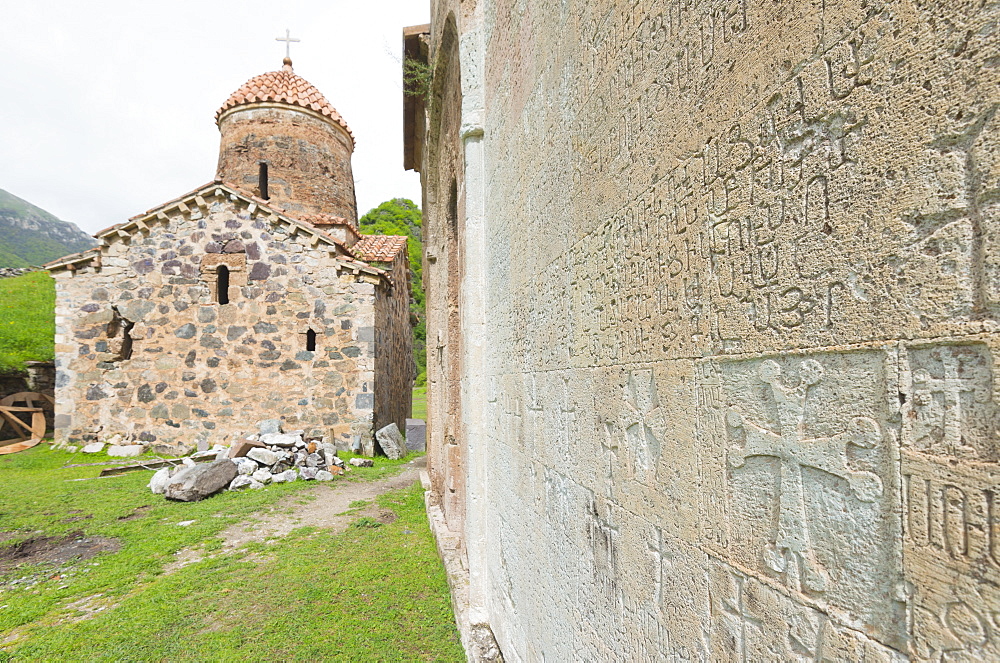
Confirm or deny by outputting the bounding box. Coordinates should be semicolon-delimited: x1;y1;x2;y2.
149;428;376;499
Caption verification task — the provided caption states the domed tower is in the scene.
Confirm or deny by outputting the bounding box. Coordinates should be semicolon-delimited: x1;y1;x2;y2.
215;58;358;224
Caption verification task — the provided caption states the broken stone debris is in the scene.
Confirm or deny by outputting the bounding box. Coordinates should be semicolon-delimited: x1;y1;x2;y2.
81;442;105;454
148;467;172;494
147;427;357;497
246;447;279;466
349;457;373;468
251;468;273;484
375;423;408;460
164;460;238;502
106;444;145;458
229;475;262;491
227;439;264;459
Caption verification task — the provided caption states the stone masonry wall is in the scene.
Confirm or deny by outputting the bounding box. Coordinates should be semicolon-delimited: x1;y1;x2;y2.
373;245;414;438
421;0;1000;660
53;195;378;452
424;11;470;535
217;108;358;223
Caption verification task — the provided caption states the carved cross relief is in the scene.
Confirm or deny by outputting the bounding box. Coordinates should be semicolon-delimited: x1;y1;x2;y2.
906;344;992;459
621;369;666;485
727;359;883;593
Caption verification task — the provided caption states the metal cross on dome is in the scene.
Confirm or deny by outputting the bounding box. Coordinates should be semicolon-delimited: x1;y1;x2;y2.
276;29;300;59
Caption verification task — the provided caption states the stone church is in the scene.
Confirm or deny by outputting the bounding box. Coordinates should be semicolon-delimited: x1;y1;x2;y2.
46;57;413;455
408;0;999;660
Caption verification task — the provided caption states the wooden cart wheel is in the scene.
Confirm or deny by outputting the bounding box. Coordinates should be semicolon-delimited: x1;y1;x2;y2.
0;392;52;454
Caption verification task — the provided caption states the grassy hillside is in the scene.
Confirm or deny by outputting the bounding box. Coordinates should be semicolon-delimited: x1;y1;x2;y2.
0;271;55;374
0;188;97;268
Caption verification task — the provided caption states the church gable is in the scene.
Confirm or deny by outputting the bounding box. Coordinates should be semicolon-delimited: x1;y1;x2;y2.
47;183;381;279
50;182;387;453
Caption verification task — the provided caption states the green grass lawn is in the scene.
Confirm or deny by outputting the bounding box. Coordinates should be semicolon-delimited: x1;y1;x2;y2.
411;386;427;421
0;447;463;661
0;272;54;374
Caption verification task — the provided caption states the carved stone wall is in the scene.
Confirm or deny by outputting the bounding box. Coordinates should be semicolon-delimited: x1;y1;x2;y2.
418;0;1000;659
424;11;470;535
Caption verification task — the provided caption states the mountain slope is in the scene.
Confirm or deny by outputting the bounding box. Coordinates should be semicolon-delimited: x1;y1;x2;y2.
0;188;97;267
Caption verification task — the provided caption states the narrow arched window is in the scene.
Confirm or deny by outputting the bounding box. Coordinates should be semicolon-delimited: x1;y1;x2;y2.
217;265;230;305
306;328;317;352
259;162;269;200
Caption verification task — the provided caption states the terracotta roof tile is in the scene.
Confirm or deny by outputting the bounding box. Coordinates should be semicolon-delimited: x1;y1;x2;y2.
295;213;352;227
353;235;408;263
216;62;354;144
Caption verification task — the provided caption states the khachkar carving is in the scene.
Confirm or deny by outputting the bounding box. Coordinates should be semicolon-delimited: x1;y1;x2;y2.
620;369;665;485
899;342;1000;660
709;559;904;662
727;359;883;593
902;343;997;462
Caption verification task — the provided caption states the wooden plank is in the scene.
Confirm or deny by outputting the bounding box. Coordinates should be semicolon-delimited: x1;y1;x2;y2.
97;454;216;477
0;439;40;455
0;410;33;437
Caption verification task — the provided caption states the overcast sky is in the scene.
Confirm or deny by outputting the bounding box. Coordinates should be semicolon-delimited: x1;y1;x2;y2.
0;0;429;234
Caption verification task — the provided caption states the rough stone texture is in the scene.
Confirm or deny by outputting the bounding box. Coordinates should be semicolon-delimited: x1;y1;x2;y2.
262;433;301;447
49;195;383;452
164;459;238;502
251;468;273;484
217;105;358;223
373;247;415;438
406;418;426;452
148;467;172;494
228;439;264;458
414;1;1000;660
229;475;254;490
257;418;282;435
247;448;278;466
272;469;298;483
81;443;104;454
106;444;144;458
376;422;408;460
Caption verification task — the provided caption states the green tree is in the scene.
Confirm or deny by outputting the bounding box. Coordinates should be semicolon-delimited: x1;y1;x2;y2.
359;199;426;386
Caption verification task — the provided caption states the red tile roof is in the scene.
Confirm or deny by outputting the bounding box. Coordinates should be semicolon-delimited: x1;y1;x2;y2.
216;61;354;144
353;235;408;263
295;213;352;227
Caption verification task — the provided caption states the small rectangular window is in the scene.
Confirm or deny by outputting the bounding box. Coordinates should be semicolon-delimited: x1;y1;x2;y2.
259;163;269;200
306;328;317;352
217;265;230;305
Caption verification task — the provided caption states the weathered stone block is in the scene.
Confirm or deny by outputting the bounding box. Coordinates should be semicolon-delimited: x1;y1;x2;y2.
107;444;145;458
247;448;279;466
405;418;425;452
375;423;407;460
164;460;237;502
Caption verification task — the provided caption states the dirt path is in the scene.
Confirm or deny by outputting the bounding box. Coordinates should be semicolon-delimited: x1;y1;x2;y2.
166;456;426;571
